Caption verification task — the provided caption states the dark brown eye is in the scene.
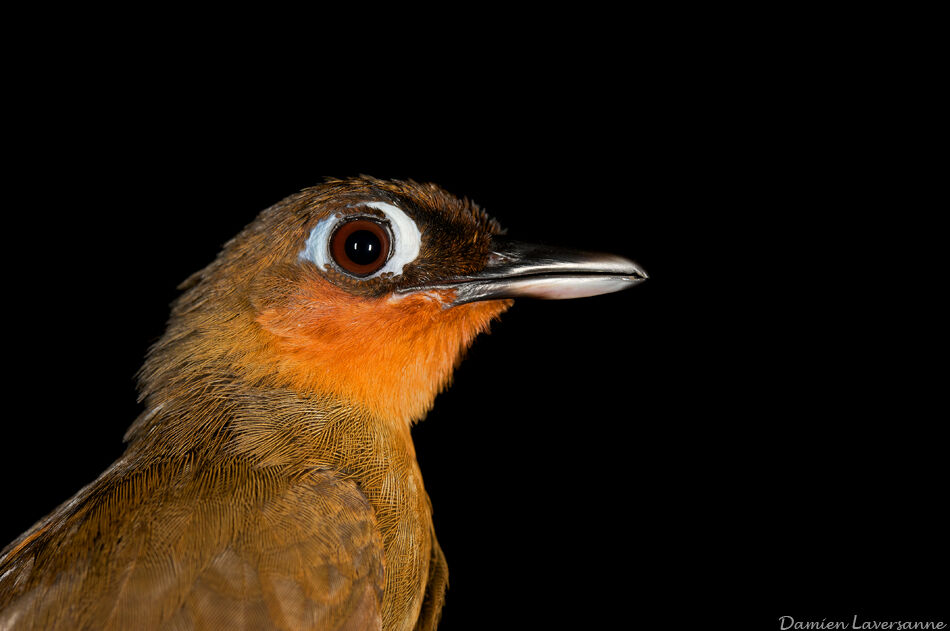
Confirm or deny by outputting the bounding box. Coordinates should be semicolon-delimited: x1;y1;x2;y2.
330;219;392;277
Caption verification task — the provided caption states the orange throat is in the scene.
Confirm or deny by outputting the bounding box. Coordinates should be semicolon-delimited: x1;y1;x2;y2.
253;280;511;426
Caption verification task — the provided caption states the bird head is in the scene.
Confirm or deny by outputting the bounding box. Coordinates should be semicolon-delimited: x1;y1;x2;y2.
135;176;646;434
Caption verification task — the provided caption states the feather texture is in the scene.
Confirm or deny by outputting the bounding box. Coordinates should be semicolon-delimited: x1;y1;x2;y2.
0;177;514;630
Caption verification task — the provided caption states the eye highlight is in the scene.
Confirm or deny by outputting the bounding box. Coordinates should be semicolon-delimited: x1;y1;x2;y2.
330;219;391;276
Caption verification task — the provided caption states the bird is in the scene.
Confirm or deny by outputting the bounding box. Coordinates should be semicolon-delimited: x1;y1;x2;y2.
0;175;647;631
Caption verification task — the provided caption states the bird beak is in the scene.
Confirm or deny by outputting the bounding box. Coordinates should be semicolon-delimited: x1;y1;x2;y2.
401;236;648;305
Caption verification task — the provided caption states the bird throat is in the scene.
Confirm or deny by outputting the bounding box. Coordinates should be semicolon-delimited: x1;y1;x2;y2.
252;280;512;426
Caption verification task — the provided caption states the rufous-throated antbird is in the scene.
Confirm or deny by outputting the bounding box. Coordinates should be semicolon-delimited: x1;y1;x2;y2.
0;176;646;630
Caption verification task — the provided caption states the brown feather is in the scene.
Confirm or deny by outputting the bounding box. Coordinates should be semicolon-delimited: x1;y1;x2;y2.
0;176;515;630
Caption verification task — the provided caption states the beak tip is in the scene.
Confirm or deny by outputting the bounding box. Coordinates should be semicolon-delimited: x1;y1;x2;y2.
620;259;648;283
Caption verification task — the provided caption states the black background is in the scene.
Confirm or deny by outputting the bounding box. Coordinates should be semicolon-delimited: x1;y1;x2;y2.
1;10;944;631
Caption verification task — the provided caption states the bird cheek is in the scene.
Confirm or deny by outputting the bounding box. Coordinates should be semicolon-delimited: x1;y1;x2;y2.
246;264;312;313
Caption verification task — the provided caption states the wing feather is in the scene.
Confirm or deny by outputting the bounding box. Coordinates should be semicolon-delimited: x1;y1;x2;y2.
0;461;385;631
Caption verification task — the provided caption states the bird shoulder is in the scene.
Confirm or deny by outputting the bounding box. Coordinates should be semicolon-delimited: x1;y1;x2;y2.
0;459;385;631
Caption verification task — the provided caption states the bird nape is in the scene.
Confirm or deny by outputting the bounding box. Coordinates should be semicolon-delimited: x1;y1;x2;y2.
0;176;646;631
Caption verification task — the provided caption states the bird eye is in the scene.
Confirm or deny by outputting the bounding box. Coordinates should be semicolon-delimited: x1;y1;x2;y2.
329;219;392;277
300;201;421;280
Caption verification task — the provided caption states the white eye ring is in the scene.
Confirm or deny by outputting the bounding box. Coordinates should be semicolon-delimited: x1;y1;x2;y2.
300;201;421;278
